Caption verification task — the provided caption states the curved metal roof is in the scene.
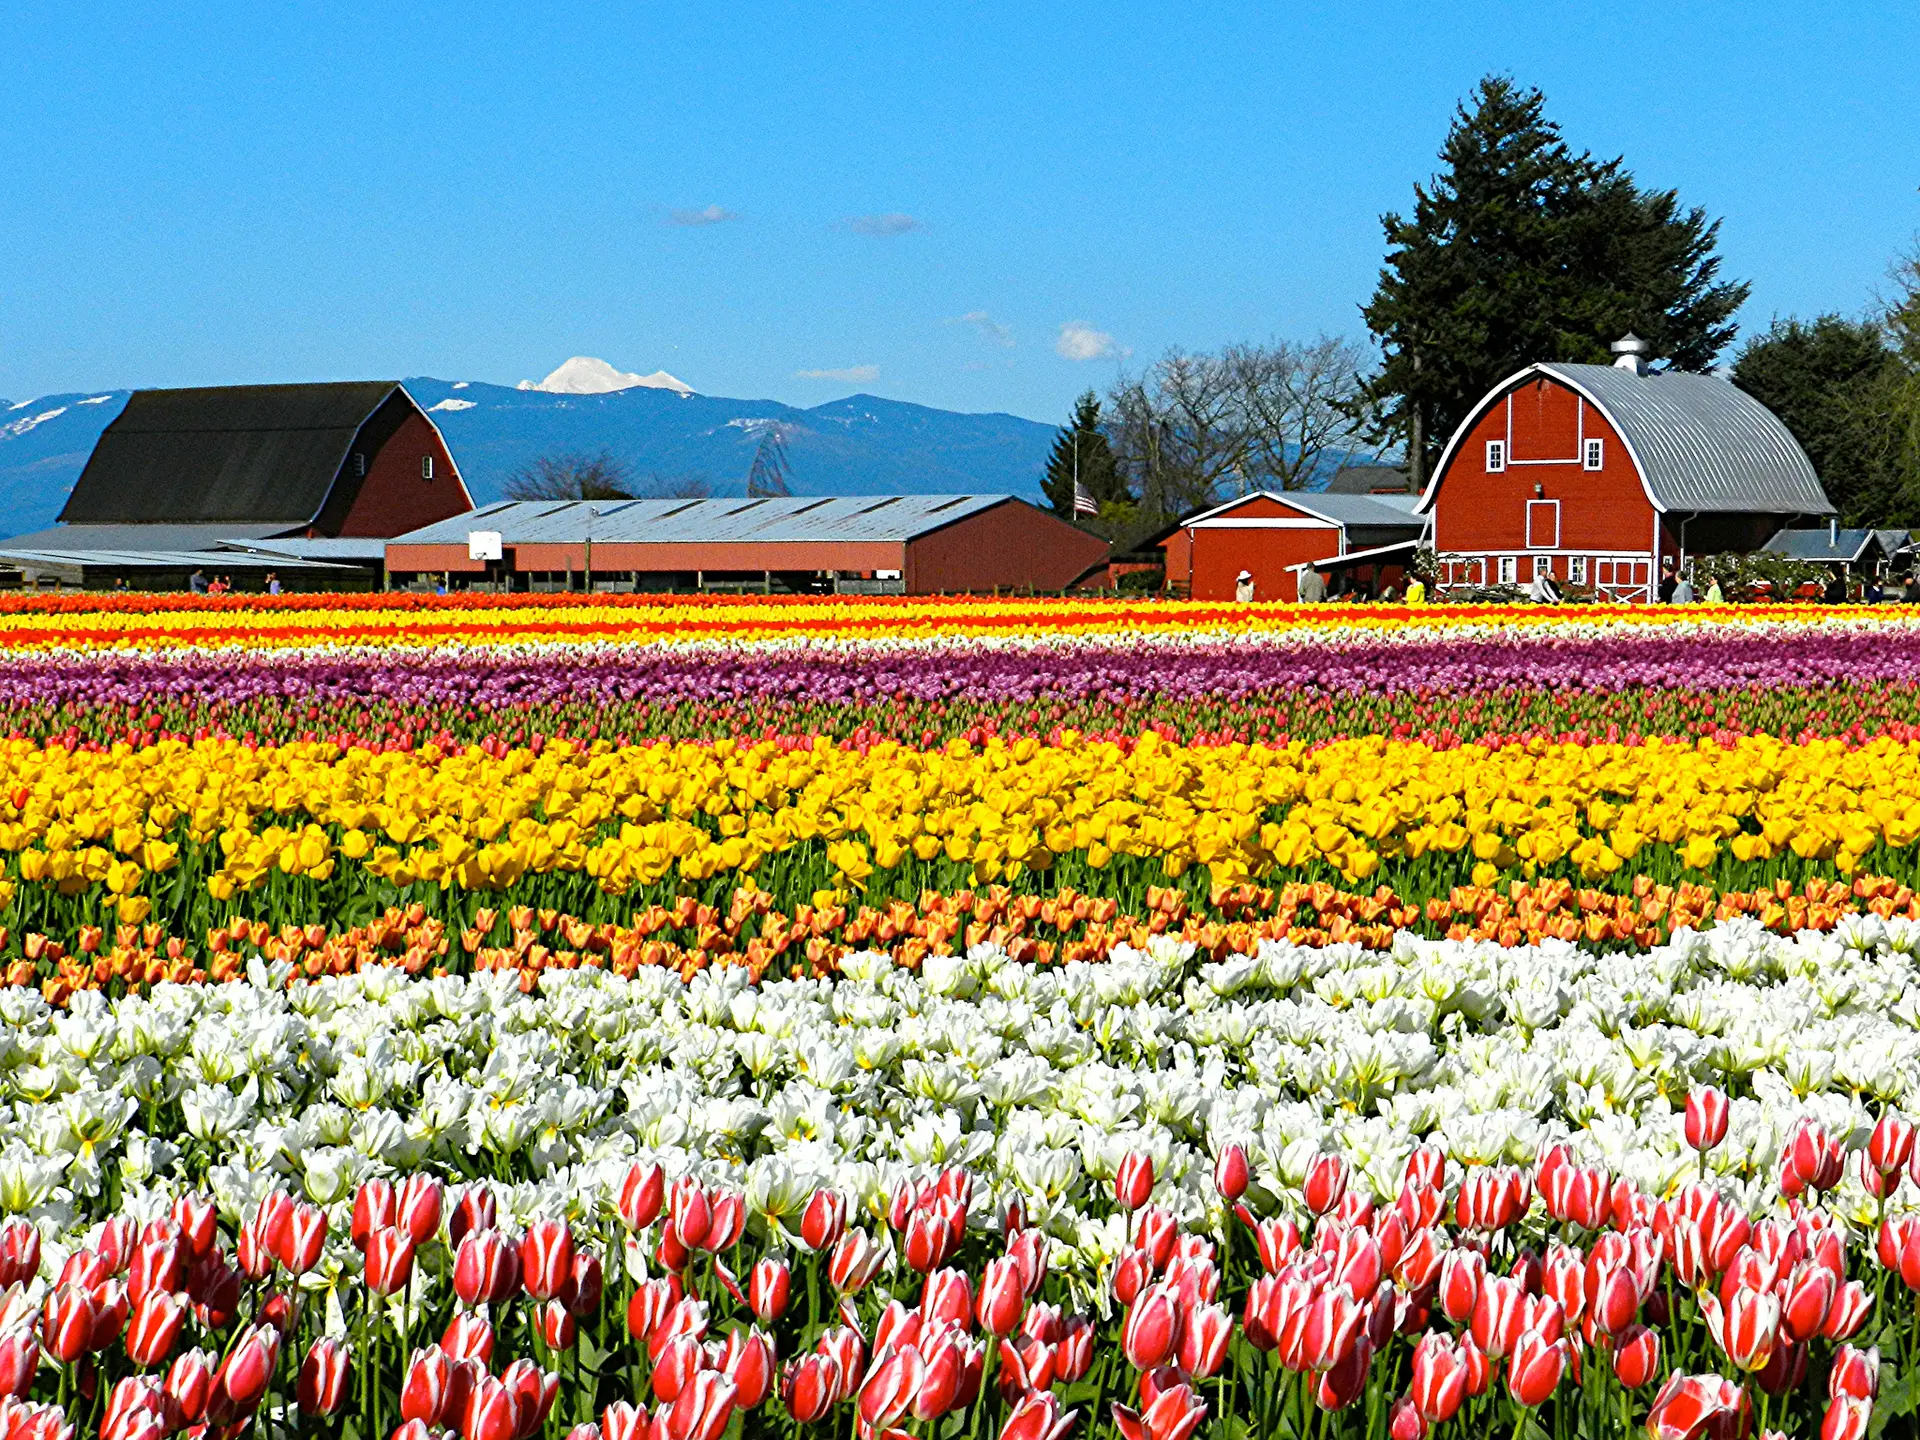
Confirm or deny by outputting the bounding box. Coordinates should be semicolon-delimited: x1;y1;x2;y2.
394;494;1018;546
1538;363;1833;515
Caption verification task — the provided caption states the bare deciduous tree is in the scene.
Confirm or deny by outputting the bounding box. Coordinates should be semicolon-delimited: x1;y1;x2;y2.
504;450;635;500
1107;338;1377;518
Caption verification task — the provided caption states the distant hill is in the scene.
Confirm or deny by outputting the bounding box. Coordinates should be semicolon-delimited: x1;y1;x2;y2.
0;375;1057;539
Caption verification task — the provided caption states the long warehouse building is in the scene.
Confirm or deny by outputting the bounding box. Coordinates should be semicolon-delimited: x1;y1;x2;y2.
384;494;1112;594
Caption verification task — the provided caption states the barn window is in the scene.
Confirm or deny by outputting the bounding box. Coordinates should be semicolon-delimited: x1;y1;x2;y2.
422;456;434;480
1485;440;1507;473
1533;555;1553;581
1498;556;1517;584
1569;556;1588;584
352;453;366;477
1526;499;1561;549
1583;438;1604;470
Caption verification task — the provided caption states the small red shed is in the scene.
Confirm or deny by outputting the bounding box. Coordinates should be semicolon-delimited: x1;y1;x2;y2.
1160;491;1424;601
1419;337;1834;601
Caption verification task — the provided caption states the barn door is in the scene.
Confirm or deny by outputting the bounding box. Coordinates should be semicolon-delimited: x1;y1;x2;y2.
1526;500;1561;549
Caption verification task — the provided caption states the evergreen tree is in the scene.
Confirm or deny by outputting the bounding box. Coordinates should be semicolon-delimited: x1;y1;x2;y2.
1733;316;1906;525
1362;76;1749;480
1041;391;1127;518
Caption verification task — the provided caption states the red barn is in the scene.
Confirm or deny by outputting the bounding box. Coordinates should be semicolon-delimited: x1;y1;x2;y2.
1159;491;1423;601
1420;338;1834;601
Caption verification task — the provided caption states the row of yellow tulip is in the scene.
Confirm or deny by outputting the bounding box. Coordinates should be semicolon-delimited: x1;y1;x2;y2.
0;730;1912;932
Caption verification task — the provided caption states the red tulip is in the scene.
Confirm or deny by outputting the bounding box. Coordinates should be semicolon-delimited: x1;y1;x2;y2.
252;1191;294;1263
1112;1249;1154;1307
1438;1247;1484;1324
783;1352;841;1423
1120;1283;1181;1370
1786;1119;1847;1194
1252;1217;1302;1275
647;1297;711;1366
397;1174;444;1245
43;1282;99;1362
1389;1395;1426;1440
904;1205;959;1273
126;1239;183;1304
1003;1392;1078;1440
653;1332;704;1403
1781;1261;1837;1343
1647;1374;1750;1440
626;1278;674;1341
562;1251;604;1317
519;1220;574;1302
800;1189;849;1252
537;1297;577;1350
735;1257;789;1324
705;1190;747;1252
827;1229;885;1293
1176;1301;1231;1379
124;1289;186;1367
921;1266;974;1330
353;1179;397;1250
1685;1086;1730;1152
297;1338;350;1416
453;1229;519;1307
666;1370;738;1440
1303;1154;1350;1217
443;1312;496;1365
979;1256;1026;1337
1613;1323;1660;1388
1506;1327;1564;1406
1213;1145;1249;1201
169;1196;217;1260
1114;1381;1204;1440
1822;1395;1871;1440
918;1331;971;1418
449;1184;496;1249
403;1345;456;1425
1055;1316;1094;1383
1704;1287;1781;1372
1302;1284;1365;1372
0;1219;39;1290
669;1176;712;1251
1869;1112;1915;1176
1586;1262;1639;1338
1131;1208;1178;1270
618;1163;665;1231
164;1347;216;1426
0;1329;35;1397
1823;1281;1873;1340
278;1202;328;1275
1315;1332;1372;1412
721;1328;776;1409
1469;1275;1526;1360
366;1226;417;1296
211;1323;281;1419
1408;1333;1467;1424
502;1356;558;1438
602;1400;647;1440
462;1374;520;1440
1828;1344;1879;1401
105;1374;167;1437
1113;1152;1154;1210
235;1221;274;1280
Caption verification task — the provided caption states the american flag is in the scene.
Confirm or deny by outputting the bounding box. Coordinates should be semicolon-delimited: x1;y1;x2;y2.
1073;480;1098;517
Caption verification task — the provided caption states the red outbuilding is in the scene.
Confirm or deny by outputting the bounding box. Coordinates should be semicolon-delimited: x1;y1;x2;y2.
1158;491;1424;601
1419;337;1835;601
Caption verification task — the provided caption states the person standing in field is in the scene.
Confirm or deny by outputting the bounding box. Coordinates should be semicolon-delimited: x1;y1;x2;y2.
1296;566;1325;603
1235;570;1255;602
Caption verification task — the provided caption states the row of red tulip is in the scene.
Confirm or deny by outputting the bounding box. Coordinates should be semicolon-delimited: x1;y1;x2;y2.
0;1087;1914;1438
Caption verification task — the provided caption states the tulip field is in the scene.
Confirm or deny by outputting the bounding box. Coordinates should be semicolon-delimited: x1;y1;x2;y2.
5;594;1920;1440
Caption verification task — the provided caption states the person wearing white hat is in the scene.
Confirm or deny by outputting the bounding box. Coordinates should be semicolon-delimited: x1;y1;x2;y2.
1234;569;1255;602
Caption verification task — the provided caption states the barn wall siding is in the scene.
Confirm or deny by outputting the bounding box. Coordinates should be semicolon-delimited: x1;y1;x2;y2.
904;501;1109;593
335;411;470;538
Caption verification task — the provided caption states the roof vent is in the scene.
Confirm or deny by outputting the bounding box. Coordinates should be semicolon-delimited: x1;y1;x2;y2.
1611;334;1650;376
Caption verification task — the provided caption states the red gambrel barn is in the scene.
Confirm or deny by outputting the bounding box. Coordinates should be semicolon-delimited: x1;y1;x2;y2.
1420;337;1835;601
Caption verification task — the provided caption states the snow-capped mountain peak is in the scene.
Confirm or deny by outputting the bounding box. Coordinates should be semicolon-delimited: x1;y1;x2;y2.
516;357;694;397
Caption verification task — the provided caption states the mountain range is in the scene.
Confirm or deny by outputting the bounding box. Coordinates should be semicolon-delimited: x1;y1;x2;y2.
0;363;1057;539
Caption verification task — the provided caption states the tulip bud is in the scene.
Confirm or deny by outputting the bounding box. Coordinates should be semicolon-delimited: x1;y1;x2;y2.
1213;1145;1250;1202
1613;1324;1660;1388
618;1163;665;1232
396;1173;444;1246
1685;1086;1731;1153
402;1345;456;1426
297;1338;350;1416
0;1329;36;1397
1113;1153;1154;1211
749;1258;791;1323
165;1347;217;1426
1303;1155;1350;1217
520;1220;575;1302
125;1289;187;1368
783;1352;842;1424
365;1227;417;1297
352;1180;397;1251
800;1190;849;1252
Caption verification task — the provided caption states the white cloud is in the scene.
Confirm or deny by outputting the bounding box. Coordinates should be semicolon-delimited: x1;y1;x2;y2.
951;310;1015;349
841;213;921;236
1055;321;1126;362
794;365;881;383
667;204;740;227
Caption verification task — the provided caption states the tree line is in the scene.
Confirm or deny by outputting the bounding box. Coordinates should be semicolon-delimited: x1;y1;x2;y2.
1043;76;1920;533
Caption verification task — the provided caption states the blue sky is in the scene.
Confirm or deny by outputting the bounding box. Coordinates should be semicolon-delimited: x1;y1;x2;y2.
2;1;1915;422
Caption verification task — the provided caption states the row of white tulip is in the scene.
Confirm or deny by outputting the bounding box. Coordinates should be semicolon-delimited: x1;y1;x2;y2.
2;915;1917;1309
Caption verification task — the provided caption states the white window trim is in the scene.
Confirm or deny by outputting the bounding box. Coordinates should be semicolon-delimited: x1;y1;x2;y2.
1497;556;1517;584
1485;440;1507;473
1569;556;1588;584
422;456;435;480
1583;438;1604;471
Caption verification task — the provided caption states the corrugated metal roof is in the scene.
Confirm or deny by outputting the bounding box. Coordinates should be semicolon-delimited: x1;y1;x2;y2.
1;522;294;551
1539;363;1834;515
1762;528;1881;563
1287;493;1423;526
1876;528;1913;557
58;381;400;526
218;537;387;563
392;494;1017;546
0;547;354;571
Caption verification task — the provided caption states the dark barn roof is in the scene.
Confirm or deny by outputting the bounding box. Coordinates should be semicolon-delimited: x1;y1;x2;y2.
58;381;403;526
